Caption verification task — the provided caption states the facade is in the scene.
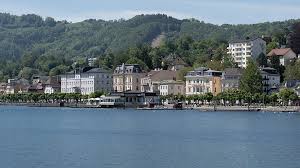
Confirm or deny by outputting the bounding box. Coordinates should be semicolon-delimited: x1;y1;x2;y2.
267;48;297;66
113;64;146;93
222;68;244;91
227;37;266;68
44;85;61;94
141;69;177;93
260;67;281;94
5;78;30;94
61;68;113;95
88;58;97;67
0;83;7;94
159;80;185;96
185;67;222;96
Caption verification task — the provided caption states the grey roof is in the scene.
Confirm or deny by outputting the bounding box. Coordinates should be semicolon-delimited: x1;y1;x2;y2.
85;68;109;73
260;67;279;75
223;68;244;76
114;64;143;74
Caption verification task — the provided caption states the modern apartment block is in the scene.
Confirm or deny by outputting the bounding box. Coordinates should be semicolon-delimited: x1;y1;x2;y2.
113;64;146;93
61;67;113;95
185;67;222;96
227;37;266;68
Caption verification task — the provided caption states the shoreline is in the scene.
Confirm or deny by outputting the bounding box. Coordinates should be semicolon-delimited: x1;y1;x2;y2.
0;103;299;112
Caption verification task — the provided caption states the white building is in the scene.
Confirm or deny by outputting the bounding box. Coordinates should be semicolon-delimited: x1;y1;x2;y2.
159;80;185;96
44;85;60;94
61;68;113;95
227;37;266;68
185;67;223;96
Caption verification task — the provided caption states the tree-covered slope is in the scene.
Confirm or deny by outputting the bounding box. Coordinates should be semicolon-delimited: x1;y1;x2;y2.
0;12;299;81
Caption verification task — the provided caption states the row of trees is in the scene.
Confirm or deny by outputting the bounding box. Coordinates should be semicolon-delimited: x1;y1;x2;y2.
0;92;106;104
162;89;298;106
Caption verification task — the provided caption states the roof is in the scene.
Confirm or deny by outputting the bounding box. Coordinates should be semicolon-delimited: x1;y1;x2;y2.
114;64;143;74
160;80;185;85
147;70;177;81
267;48;293;57
229;37;263;44
85;68;109;73
223;68;244;76
260;67;279;75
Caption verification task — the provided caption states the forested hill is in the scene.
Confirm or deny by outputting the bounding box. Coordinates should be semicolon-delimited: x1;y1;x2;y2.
0;12;299;80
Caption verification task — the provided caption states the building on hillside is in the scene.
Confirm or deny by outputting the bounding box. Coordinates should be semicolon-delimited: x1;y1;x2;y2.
227;37;266;68
222;68;244;91
88;58;97;67
162;54;188;71
141;69;177;93
113;64;146;93
5;78;30;94
32;76;49;85
0;83;7;94
28;82;45;93
260;67;281;94
44;76;61;94
159;80;185;96
61;67;113;95
185;67;222;96
284;80;300;96
267;48;297;66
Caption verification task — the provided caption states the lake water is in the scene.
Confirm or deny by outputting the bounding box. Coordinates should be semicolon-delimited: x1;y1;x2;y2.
0;106;300;168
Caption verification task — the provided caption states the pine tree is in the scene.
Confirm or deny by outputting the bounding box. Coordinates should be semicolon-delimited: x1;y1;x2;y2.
240;59;263;94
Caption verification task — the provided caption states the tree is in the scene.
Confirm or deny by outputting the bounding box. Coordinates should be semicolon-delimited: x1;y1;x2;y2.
256;53;268;67
266;41;279;54
176;67;193;81
288;22;300;55
284;61;300;80
279;88;298;105
45;17;56;27
240;59;263;94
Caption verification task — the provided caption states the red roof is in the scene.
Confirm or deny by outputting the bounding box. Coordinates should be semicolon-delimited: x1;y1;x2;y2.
267;48;292;57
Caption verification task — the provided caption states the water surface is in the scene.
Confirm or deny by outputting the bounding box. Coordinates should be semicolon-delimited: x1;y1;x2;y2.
0;106;299;168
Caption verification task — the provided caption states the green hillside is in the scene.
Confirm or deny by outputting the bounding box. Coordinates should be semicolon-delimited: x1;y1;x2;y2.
0;13;299;81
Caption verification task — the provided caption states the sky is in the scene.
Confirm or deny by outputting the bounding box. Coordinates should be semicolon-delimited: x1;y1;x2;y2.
0;0;300;24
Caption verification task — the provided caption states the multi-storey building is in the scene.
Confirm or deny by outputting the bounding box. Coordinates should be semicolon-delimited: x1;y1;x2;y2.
227;37;266;68
61;67;113;95
113;64;146;93
159;80;185;96
221;68;244;91
141;69;177;93
260;67;281;94
185;67;222;96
